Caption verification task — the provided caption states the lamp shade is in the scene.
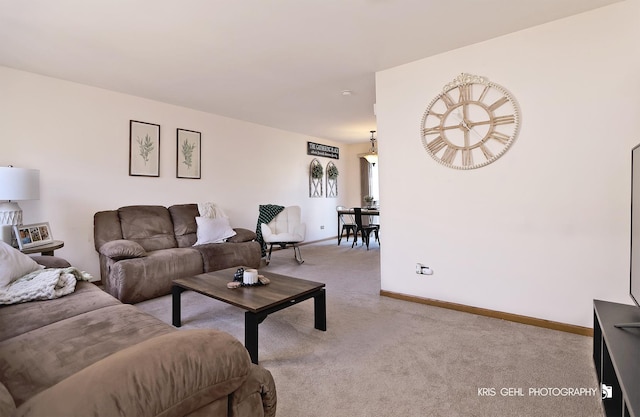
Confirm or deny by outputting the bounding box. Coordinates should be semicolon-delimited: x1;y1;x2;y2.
0;167;40;201
363;153;378;164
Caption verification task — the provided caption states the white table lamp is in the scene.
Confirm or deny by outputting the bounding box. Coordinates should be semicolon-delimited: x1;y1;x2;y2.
0;166;40;245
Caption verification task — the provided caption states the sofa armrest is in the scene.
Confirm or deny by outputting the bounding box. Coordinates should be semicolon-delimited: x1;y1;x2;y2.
194;241;261;273
98;239;147;260
16;330;252;417
29;255;71;269
230;364;277;417
0;382;15;417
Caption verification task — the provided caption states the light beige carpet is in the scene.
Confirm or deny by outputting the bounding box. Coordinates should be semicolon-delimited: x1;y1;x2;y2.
136;239;604;417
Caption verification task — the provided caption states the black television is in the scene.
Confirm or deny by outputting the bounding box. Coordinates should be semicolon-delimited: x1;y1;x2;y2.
616;143;640;328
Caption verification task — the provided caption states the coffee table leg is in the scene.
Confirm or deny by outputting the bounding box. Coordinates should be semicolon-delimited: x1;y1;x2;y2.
314;289;327;331
245;312;260;364
172;286;184;327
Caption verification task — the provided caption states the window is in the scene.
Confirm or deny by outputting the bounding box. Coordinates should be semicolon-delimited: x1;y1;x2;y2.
360;158;379;205
369;162;379;201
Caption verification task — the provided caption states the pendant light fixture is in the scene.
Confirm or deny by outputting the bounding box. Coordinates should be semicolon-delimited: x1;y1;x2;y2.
360;130;378;165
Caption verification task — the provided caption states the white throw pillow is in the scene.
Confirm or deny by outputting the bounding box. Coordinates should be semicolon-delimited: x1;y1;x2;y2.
0;241;43;287
194;216;237;245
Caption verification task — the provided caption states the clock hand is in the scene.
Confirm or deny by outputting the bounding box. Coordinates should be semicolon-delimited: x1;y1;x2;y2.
441;124;464;131
455;117;487;140
467;126;484;141
451;110;472;131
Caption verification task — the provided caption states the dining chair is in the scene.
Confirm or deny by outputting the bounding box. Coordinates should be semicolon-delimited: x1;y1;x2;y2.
363;209;380;244
352;207;380;250
336;206;357;245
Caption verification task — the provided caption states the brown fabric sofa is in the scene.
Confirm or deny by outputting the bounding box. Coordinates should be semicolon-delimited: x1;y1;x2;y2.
94;204;261;303
0;273;277;417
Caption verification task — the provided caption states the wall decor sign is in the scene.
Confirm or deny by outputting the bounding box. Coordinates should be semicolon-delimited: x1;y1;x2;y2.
129;120;160;177
307;142;339;159
13;222;53;250
177;128;201;179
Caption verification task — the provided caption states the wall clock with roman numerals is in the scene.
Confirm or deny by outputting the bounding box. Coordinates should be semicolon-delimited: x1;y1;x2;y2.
420;73;520;170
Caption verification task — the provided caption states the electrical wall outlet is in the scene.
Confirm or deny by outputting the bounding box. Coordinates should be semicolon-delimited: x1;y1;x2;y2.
320;225;325;230
416;263;434;275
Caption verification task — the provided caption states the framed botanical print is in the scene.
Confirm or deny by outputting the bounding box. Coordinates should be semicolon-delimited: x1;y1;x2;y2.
129;120;160;177
177;128;201;179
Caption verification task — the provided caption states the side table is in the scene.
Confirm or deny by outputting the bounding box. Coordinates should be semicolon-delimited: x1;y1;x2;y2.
20;240;64;256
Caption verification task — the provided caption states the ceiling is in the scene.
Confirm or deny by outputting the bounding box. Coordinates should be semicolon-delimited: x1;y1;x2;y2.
0;0;622;144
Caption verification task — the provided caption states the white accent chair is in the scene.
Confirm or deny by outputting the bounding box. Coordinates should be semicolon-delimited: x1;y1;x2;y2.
260;205;306;265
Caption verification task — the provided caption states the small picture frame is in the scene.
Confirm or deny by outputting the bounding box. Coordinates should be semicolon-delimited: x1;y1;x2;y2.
129;120;160;177
13;222;53;250
177;128;201;179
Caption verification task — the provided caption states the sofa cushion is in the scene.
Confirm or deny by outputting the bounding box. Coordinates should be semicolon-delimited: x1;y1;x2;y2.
0;304;174;406
99;239;147;260
168;203;199;248
194;217;237;245
227;228;257;243
118;206;177;251
0;241;42;288
105;248;204;304
0;282;120;342
93;209;124;251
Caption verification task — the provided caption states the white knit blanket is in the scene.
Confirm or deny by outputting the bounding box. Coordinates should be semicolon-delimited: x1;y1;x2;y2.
0;267;92;305
198;202;228;219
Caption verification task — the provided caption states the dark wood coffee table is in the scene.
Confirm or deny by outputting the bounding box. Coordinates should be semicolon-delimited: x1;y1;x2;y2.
172;267;326;364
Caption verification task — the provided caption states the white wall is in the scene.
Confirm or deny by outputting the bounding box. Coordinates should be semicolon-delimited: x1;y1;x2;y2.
0;67;362;278
376;0;640;327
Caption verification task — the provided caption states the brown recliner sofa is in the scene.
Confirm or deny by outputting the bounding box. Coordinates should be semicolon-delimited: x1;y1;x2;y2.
0;258;276;417
94;204;261;303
